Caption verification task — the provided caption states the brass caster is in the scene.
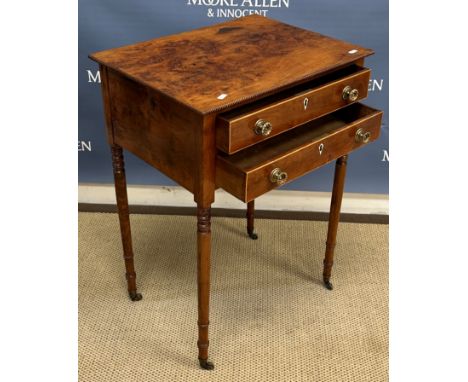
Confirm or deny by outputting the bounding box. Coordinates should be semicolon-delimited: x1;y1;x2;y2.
324;280;333;291
248;231;258;240
199;358;215;370
129;291;143;301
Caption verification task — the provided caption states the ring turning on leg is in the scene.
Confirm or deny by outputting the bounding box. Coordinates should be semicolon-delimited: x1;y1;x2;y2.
197;206;214;370
111;145;142;301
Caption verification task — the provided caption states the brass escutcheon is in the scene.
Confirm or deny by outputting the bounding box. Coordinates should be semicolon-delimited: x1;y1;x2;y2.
342;85;359;102
254;119;273;136
355;128;371;143
303;97;309;110
270;168;288;185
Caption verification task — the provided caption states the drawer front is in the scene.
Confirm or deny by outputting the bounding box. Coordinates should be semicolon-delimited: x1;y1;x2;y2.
216;66;371;154
216;104;383;202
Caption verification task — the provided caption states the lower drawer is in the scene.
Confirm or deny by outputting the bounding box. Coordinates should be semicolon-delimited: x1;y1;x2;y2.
216;103;383;202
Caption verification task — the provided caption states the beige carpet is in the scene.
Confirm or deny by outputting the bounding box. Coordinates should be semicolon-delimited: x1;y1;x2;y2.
79;212;388;382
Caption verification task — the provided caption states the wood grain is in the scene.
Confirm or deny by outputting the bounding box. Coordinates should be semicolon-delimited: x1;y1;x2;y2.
90;15;373;115
106;68;202;193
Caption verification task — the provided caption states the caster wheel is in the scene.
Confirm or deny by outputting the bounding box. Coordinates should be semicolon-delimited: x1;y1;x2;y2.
129;291;143;301
199;358;214;370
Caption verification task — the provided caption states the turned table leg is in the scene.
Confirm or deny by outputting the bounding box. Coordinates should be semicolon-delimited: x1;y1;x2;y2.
246;200;258;240
197;205;214;370
323;155;348;291
111;145;142;301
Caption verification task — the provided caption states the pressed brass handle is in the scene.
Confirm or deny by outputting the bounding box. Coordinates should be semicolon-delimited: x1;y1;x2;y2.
254;119;273;136
342;85;359;102
355;128;371;143
270;168;288;185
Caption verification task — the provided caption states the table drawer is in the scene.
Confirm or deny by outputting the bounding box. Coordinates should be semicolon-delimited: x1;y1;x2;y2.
216;103;383;202
216;65;371;154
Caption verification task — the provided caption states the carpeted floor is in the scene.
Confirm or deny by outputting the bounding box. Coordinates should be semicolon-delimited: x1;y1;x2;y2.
79;212;388;382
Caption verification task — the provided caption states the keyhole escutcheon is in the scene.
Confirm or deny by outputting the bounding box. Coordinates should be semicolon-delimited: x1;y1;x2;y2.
319;143;324;155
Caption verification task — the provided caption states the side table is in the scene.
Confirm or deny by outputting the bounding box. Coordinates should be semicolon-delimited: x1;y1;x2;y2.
90;15;383;370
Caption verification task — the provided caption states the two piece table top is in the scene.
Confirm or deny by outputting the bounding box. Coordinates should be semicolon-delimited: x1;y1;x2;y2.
90;15;373;115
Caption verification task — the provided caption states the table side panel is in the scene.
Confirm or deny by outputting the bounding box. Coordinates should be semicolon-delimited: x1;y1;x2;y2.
193;114;217;205
107;69;202;193
99;65;115;144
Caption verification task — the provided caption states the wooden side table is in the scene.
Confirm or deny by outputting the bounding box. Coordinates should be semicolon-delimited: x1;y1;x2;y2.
90;15;383;370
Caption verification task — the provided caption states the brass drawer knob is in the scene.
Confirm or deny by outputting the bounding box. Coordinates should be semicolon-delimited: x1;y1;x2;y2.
342;85;359;102
254;119;273;136
355;128;371;143
270;168;288;185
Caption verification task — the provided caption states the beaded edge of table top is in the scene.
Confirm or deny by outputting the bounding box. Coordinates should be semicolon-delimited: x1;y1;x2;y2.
89;15;373;115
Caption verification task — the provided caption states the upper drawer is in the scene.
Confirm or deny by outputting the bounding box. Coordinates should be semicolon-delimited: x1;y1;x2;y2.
216;65;371;154
216;103;383;202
